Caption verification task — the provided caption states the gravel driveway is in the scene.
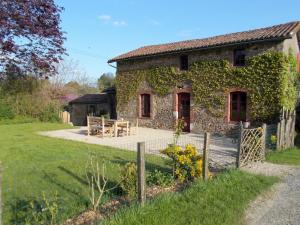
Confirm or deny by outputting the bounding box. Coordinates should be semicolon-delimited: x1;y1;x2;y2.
243;162;300;225
39;127;237;169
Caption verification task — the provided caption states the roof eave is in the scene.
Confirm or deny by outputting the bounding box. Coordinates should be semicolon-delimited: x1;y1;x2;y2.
108;35;291;64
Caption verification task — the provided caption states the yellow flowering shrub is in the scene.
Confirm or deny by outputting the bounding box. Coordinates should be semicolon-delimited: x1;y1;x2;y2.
161;144;206;182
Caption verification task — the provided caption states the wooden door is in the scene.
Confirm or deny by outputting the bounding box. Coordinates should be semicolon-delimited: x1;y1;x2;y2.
178;93;190;132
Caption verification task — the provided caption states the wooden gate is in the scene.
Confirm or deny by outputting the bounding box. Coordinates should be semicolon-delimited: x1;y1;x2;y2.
237;123;266;167
59;111;70;124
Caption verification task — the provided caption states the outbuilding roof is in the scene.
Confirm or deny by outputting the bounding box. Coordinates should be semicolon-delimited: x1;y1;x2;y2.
108;21;300;63
69;94;108;104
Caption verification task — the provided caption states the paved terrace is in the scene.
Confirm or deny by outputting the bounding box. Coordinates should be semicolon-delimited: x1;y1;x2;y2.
40;127;237;169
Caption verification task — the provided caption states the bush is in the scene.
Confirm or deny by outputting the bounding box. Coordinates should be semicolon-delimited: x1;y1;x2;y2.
38;104;61;122
147;169;174;187
0;101;14;119
161;144;208;182
0;77;63;123
120;162;137;198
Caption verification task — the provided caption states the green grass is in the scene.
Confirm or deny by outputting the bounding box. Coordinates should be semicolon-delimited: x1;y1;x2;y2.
100;170;277;225
266;133;300;166
266;148;300;165
0;123;169;224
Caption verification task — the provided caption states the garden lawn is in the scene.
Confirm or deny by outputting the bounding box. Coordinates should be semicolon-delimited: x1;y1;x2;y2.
0;123;169;224
101;170;278;225
266;148;300;165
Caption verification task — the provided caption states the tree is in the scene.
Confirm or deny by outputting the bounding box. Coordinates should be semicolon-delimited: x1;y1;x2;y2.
97;73;115;91
64;81;98;96
0;0;66;77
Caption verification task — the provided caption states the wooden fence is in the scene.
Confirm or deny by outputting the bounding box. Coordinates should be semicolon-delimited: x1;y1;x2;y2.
136;132;210;205
59;111;71;124
237;122;266;168
276;109;296;150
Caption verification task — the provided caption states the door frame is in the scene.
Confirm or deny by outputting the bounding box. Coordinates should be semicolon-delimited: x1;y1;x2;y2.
177;92;191;132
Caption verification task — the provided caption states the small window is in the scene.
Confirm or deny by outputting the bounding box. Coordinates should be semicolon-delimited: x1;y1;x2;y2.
233;49;246;66
140;94;151;118
180;55;189;71
230;92;247;122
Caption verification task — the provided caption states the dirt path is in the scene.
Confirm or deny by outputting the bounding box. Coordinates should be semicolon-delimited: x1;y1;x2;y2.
242;162;300;225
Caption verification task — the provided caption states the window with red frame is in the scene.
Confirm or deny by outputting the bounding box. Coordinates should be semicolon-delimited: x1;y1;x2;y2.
230;91;247;122
140;94;150;117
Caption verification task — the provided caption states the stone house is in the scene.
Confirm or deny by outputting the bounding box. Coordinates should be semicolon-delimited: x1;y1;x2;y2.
69;88;116;126
108;21;300;134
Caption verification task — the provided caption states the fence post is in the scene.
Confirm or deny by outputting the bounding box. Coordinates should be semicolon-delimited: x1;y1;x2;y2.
137;142;146;206
291;110;296;147
0;164;2;225
236;121;243;168
202;132;210;181
262;124;267;161
279;117;285;150
276;121;281;150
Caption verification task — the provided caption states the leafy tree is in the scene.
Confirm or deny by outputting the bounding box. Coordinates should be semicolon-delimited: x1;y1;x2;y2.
97;73;115;91
0;0;66;76
64;81;98;96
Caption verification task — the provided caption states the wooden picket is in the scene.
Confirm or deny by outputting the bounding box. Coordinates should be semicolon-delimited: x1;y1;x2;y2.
276;109;296;150
237;123;266;167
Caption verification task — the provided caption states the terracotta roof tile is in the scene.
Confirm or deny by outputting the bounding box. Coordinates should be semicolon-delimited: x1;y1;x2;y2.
108;21;300;63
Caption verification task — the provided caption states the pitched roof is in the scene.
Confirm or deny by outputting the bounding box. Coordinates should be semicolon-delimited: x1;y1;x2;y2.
69;94;108;104
108;21;300;63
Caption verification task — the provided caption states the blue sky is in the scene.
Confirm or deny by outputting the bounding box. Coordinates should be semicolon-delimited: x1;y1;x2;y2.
56;0;300;82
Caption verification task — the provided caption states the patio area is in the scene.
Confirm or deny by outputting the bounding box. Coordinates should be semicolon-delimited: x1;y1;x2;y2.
40;127;238;169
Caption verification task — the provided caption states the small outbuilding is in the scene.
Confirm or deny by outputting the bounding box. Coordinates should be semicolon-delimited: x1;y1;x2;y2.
69;88;116;126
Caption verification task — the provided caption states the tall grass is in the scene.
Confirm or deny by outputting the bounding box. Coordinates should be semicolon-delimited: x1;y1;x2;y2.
101;170;278;225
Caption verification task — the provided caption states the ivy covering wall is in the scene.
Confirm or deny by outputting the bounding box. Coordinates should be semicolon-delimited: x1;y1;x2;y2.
116;51;298;122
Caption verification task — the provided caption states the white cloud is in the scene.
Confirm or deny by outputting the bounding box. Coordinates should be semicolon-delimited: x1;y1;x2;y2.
112;20;127;27
98;14;127;27
98;14;111;21
149;19;160;26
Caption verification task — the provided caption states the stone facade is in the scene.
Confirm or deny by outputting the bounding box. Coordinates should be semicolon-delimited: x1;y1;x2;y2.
117;41;285;72
70;103;111;126
69;90;116;126
116;37;300;134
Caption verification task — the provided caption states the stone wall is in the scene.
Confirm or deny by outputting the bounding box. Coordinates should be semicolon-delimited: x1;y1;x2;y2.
117;41;284;72
283;33;300;56
118;81;175;130
116;40;289;134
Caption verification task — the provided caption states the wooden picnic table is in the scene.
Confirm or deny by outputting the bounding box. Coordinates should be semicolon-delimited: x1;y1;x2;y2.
106;119;129;137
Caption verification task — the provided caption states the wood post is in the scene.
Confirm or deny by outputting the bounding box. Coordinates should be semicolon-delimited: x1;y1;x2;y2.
102;116;105;137
202;133;210;180
236;121;243;168
279;111;285;150
137;142;146;206
284;111;290;148
261;124;267;161
276;121;281;150
87;116;90;136
0;164;2;225
291;110;296;147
